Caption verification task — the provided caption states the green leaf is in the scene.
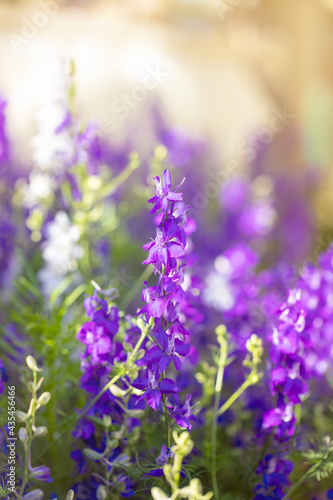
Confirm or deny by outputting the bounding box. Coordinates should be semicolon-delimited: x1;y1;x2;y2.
63;284;87;309
17;276;43;301
50;276;72;306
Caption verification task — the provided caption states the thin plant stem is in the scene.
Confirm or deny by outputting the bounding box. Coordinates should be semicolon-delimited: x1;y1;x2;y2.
162;394;171;449
34;374;121;463
211;336;227;499
216;376;252;417
281;454;330;500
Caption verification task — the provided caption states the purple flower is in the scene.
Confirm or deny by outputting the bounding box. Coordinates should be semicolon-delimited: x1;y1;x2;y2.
140;328;190;372
148;169;184;215
29;465;52;483
133;168;195;429
146;445;173;477
132;369;181;411
167;394;195;429
142;227;185;269
254;454;293;500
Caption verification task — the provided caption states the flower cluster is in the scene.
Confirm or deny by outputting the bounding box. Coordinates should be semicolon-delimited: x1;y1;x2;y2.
254;454;293;500
131;169;195;428
76;289;122;396
74;290;137;498
263;245;333;438
262;288;310;438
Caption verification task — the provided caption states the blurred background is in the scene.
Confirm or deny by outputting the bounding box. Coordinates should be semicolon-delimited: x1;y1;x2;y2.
1;0;333;228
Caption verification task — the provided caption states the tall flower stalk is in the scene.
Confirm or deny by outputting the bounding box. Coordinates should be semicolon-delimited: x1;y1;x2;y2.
132;169;195;445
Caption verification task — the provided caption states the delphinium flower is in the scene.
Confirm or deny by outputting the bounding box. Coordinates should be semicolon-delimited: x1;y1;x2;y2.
131;168;195;436
38;211;84;297
261;287;310;438
254;245;333;498
202;243;278;351
0;92;21;297
74;289;138;498
253;454;293;500
0;92;10;166
261;243;333;438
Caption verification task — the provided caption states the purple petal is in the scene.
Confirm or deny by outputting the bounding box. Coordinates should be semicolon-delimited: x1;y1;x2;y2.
144;346;163;365
160;355;171;373
159;378;181;394
174;339;190;357
146;389;161;411
132;377;148;391
163;169;171;189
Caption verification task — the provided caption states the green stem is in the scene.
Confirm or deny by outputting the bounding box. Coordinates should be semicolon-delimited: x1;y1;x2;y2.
162;393;171;449
281;451;332;500
35;324;150;464
173;451;183;490
130;330;148;360
280;463;318;500
211;338;227;500
216;375;252;417
17;442;29;499
18;370;37;499
34;374;121;463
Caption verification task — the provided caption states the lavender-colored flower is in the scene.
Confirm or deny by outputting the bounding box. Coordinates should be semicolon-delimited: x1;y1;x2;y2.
140;327;190;372
132;168;195;423
254;454;293;500
29;465;53;483
167;394;196;429
132;369;181;411
0;93;10;166
148;169;184;215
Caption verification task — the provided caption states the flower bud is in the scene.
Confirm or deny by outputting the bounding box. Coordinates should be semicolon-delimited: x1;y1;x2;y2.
33;426;48;437
172;431;193;457
151;487;170;500
26;356;42;372
27;381;35;393
125;409;144;418
29;465;52;482
65;490;74;500
96;485;107;500
16;410;29;422
83;448;102;460
19;427;28;442
37;392;51;406
22;489;44;500
109;385;126;397
103;415;112;428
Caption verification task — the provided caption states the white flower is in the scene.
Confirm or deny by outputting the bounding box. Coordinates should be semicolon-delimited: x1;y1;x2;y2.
38;212;84;296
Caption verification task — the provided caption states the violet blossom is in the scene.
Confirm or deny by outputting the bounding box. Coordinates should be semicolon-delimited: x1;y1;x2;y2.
132;168;195;430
